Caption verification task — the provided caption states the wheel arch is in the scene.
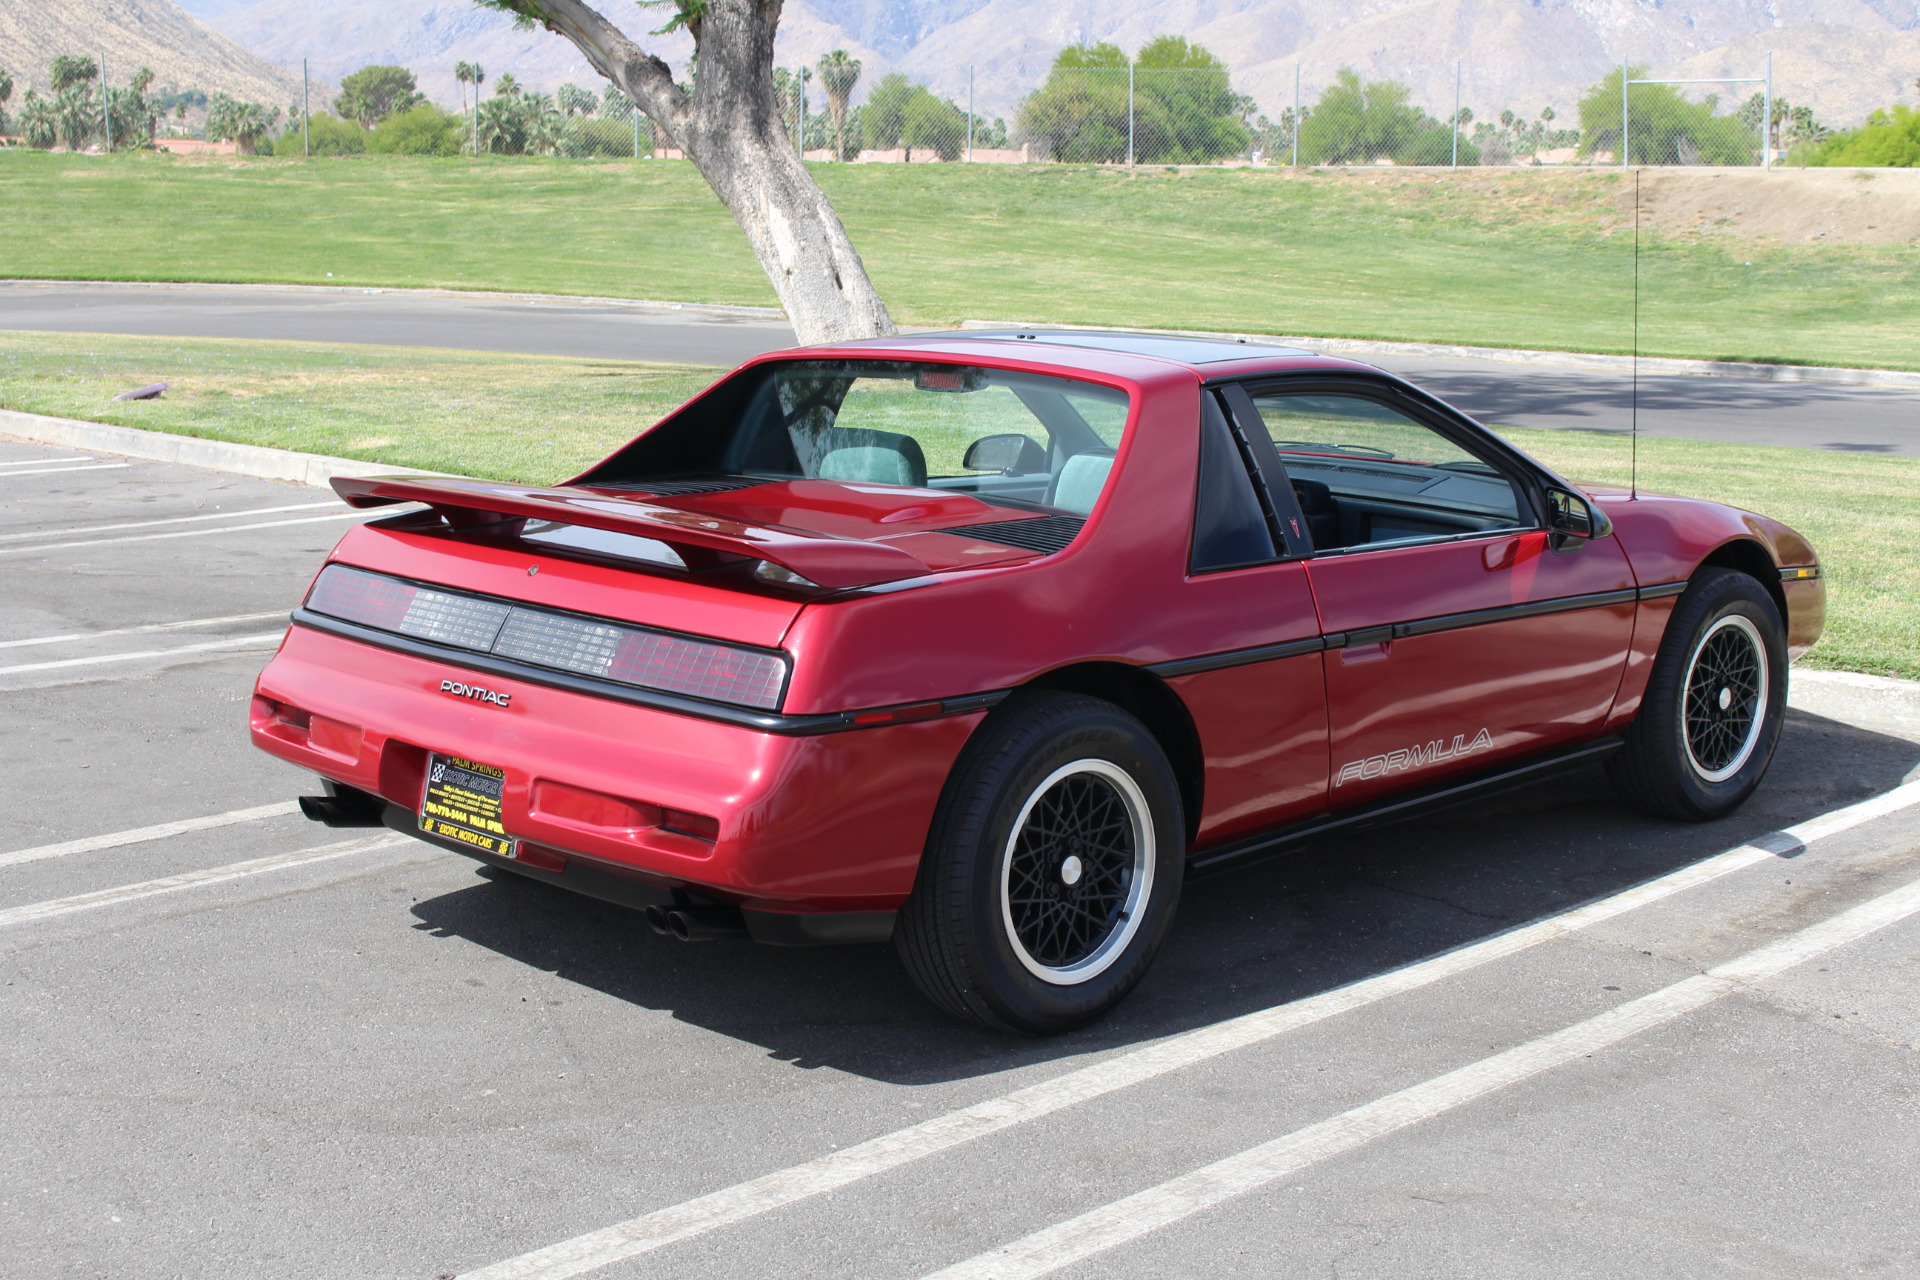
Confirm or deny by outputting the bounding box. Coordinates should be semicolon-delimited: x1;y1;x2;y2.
1000;661;1205;846
1697;538;1786;621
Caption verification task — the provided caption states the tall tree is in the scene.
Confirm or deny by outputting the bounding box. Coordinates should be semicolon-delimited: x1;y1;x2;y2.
455;61;476;114
816;49;859;161
474;0;894;343
49;55;99;94
336;65;426;129
0;66;13;136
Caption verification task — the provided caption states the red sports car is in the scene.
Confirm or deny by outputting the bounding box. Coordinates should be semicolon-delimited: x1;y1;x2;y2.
251;331;1824;1032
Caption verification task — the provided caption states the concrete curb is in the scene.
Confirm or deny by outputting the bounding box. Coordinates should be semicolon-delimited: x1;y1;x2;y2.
959;320;1920;390
0;278;790;322
1789;670;1920;743
0;409;445;490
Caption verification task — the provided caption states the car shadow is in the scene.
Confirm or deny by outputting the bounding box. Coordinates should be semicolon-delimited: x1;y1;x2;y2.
408;707;1918;1086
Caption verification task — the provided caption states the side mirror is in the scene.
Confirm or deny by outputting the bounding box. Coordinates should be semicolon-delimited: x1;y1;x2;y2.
1546;486;1612;550
963;433;1047;475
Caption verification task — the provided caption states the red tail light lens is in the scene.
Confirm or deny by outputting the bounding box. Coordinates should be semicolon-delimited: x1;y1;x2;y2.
304;565;788;711
661;808;720;842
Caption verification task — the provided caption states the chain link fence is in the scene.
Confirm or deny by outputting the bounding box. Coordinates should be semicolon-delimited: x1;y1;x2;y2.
757;59;1784;169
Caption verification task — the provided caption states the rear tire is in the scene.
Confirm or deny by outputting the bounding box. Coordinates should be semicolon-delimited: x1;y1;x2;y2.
1610;568;1787;821
895;692;1185;1034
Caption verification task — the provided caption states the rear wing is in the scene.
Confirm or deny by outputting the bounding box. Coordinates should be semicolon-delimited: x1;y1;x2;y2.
330;475;931;590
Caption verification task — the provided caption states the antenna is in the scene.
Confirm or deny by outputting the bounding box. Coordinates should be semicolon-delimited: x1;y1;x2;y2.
1630;165;1640;500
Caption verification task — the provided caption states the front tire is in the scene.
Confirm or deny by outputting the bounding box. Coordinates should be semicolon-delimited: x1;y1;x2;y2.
895;692;1185;1033
1611;568;1787;821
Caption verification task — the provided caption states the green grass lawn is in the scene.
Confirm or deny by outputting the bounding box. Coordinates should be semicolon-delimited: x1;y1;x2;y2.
2;330;1911;679
6;151;1920;370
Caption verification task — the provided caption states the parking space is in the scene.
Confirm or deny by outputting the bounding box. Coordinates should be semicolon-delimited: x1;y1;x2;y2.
4;437;1917;1279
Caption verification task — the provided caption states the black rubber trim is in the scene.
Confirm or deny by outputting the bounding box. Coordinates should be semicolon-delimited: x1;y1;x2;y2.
1146;635;1327;678
1388;587;1641;640
291;610;1010;736
1637;581;1691;600
742;909;897;946
1187;736;1625;878
1778;565;1822;581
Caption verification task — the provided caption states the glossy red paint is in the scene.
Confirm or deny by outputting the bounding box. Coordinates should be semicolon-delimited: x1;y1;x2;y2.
251;333;1826;922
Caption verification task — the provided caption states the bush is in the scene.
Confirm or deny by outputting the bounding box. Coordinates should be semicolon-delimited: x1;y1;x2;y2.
1797;105;1920;167
1298;69;1474;166
368;104;462;156
273;112;367;156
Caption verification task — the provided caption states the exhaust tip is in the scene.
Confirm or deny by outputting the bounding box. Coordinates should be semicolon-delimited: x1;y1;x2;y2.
643;904;673;936
667;910;694;942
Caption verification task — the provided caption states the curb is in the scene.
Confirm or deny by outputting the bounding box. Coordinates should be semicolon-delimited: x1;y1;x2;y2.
1789;670;1920;743
958;321;1920;390
0;409;445;490
0;278;790;323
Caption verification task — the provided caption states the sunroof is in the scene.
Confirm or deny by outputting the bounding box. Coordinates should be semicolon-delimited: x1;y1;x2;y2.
959;330;1312;364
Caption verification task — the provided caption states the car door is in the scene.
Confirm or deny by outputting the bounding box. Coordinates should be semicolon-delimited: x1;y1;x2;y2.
1155;390;1329;853
1220;379;1637;809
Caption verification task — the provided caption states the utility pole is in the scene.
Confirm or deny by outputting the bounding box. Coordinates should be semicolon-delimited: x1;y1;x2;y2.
1126;62;1135;167
1451;60;1460;168
1620;54;1630;167
1762;49;1773;169
967;65;974;163
1292;63;1300;167
302;59;310;157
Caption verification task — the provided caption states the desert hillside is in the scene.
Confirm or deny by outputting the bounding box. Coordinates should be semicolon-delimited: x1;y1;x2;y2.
0;0;310;107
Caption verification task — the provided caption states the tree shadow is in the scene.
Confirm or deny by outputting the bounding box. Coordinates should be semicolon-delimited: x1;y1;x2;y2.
408;708;1917;1086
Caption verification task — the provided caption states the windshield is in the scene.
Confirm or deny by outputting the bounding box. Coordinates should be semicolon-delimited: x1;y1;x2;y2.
708;361;1132;516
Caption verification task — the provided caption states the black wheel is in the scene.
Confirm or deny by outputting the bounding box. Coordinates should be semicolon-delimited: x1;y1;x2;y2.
895;691;1185;1033
1610;568;1787;821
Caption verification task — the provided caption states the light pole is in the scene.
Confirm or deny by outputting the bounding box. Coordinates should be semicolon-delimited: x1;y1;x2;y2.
1451;61;1460;168
1126;62;1134;167
302;59;310;157
967;65;974;163
1620;55;1629;167
101;50;111;152
1292;63;1300;167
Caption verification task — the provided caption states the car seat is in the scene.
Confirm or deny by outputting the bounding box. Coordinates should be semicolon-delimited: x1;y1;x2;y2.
814;429;929;487
1046;450;1115;517
1291;477;1340;550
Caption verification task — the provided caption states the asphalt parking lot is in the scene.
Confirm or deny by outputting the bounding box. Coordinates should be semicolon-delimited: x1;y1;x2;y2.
5;436;1919;1279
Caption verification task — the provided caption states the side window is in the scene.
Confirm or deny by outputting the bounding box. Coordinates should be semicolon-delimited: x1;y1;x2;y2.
1247;391;1527;552
1191;392;1277;572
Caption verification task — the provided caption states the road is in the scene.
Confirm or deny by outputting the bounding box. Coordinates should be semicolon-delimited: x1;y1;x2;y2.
4;280;1918;456
4;439;1919;1279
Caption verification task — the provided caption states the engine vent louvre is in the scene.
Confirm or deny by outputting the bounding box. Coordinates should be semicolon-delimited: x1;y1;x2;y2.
593;476;769;497
950;515;1086;556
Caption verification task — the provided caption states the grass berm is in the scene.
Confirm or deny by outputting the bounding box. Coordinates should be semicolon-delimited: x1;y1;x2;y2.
2;331;1911;680
5;152;1920;370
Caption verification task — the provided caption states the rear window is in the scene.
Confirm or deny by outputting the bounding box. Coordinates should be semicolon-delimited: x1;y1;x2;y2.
655;361;1133;517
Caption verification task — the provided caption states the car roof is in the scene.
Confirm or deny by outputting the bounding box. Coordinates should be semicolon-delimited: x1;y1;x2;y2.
810;329;1363;378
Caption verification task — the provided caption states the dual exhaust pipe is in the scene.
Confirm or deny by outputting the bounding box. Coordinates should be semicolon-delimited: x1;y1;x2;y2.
645;903;748;942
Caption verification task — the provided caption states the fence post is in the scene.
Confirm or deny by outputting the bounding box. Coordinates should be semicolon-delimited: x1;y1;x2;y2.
967;65;974;162
1451;61;1460;169
101;50;111;152
303;59;310;158
1292;63;1300;167
1620;55;1629;167
798;70;806;158
1127;62;1135;167
634;109;640;159
1762;50;1773;169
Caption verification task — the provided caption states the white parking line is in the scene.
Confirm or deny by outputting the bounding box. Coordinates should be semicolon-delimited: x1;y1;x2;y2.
456;778;1920;1280
0;501;341;543
0;801;301;869
922;873;1920;1280
0;611;290;651
0;833;407;929
0;511;370;556
0;456;95;469
0;463;131;478
0;630;286;676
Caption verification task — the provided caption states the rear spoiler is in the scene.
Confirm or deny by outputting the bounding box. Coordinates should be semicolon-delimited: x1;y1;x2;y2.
330;475;931;590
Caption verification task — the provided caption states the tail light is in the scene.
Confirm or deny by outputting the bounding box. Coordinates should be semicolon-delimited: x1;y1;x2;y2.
304;565;788;711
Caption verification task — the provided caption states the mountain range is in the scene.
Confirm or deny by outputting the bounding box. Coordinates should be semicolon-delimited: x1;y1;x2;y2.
0;0;309;107
35;0;1920;130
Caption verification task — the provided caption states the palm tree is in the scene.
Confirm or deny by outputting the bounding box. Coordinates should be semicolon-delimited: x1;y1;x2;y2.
49;55;99;94
18;89;57;149
0;66;14;137
52;85;100;149
455;61;475;114
816;49;860;161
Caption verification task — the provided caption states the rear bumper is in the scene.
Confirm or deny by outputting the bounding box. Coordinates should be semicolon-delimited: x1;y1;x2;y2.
251;624;982;914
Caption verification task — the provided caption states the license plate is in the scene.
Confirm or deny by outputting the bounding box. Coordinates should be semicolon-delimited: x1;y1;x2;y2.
420;753;516;858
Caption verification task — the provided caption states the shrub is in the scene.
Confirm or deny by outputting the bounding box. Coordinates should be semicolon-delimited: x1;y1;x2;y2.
368;103;462;156
273;112;367;156
1797;105;1920;167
